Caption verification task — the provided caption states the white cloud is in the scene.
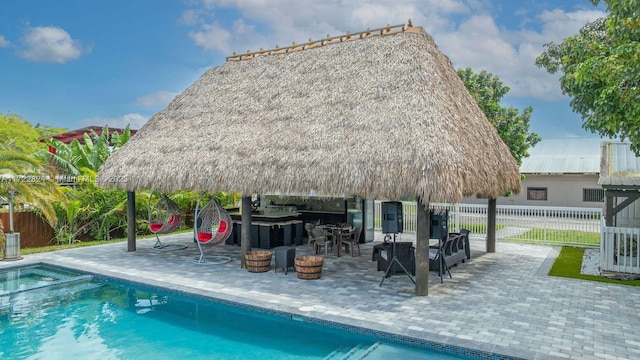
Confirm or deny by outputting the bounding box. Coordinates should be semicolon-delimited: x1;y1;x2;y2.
189;22;233;53
0;35;10;48
183;0;434;56
538;9;605;40
181;0;605;101
434;8;605;100
135;91;178;107
179;9;202;26
18;26;91;63
79;113;148;130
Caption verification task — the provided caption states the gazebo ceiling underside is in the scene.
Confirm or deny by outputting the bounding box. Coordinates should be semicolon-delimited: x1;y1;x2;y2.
97;29;520;204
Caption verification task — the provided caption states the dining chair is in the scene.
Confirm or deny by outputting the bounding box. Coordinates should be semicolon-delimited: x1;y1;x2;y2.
305;222;316;250
311;227;332;258
340;227;362;257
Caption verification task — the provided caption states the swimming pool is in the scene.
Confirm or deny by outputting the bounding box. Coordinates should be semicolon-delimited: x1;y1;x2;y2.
0;264;471;359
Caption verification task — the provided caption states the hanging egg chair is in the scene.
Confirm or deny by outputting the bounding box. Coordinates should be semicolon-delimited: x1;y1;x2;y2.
148;193;187;250
193;193;232;264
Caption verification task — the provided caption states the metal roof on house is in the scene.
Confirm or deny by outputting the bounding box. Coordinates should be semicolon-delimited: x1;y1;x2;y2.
599;142;640;187
40;126;138;144
520;138;603;174
611;142;640;173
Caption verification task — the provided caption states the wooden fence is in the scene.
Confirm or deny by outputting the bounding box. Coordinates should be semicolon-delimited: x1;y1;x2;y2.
0;212;56;248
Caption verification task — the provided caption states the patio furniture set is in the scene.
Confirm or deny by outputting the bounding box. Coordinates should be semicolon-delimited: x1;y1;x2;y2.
372;229;471;282
305;223;363;258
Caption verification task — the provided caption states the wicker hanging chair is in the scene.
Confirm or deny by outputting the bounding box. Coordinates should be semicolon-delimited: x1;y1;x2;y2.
193;194;232;264
148;193;187;250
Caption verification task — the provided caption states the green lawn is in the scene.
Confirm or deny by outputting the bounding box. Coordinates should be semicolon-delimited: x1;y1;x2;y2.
1;238;128;258
506;229;600;246
0;228;194;257
549;247;640;286
458;223;504;234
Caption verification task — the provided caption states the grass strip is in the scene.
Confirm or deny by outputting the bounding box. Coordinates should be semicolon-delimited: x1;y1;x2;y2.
549;247;640;286
1;228;194;257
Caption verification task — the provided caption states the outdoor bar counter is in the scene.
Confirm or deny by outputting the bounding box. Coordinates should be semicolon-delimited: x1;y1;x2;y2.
229;212;303;248
226;204;349;249
297;210;347;226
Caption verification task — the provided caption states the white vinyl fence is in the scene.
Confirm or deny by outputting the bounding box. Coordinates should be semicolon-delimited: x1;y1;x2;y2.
374;201;602;247
601;220;640;274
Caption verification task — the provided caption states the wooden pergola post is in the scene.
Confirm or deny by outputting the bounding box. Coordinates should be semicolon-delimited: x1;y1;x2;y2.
240;196;252;268
415;200;430;296
486;198;496;253
605;193;614;226
127;191;136;252
603;187;640;227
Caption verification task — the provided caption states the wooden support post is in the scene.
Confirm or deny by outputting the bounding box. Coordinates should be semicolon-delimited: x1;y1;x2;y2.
240;196;252;268
487;198;496;253
415;200;430;296
613;195;639;217
605;194;614;226
127;191;136;252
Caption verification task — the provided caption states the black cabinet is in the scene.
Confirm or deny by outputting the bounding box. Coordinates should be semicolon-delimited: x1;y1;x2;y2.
376;242;415;275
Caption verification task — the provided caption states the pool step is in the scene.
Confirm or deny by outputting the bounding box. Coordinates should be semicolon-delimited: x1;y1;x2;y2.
324;342;383;360
0;274;95;297
0;275;102;314
324;345;350;359
340;343;369;359
327;341;436;360
356;342;432;359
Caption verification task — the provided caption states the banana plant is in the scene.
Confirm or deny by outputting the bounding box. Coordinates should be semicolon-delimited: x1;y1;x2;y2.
37;124;132;175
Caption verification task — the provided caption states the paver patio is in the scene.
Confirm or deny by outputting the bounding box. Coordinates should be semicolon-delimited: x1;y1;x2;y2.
2;232;639;359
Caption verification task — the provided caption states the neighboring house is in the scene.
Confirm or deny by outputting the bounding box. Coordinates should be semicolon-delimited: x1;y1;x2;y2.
40;126;137;153
464;138;607;208
39;126;138;185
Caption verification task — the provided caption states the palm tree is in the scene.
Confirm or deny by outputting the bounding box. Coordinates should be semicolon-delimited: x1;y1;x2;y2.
0;218;5;252
0;144;67;228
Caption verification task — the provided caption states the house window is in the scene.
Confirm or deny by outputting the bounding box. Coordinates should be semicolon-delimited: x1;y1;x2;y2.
583;188;604;202
527;187;548;201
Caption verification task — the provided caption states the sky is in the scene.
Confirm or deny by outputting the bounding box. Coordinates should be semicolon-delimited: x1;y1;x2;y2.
0;0;607;139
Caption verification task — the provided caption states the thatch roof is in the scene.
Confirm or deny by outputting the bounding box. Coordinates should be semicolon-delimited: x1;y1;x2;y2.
97;25;520;204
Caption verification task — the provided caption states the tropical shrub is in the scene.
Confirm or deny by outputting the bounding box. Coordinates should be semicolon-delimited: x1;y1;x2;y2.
0;144;67;227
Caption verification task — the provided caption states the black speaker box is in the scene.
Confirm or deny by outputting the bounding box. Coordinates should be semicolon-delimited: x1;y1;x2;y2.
429;210;448;240
381;201;403;234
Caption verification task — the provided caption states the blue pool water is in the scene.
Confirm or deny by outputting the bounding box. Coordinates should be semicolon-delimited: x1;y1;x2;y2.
0;265;470;359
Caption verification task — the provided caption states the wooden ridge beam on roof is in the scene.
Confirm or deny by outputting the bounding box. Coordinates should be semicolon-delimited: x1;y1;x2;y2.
226;20;419;61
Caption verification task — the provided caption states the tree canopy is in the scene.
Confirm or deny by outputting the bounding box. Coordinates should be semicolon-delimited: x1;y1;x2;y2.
458;68;541;166
0;113;44;154
536;0;640;153
0;113;67;155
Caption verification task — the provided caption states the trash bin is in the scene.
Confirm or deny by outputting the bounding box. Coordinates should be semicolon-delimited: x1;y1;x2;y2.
3;233;22;261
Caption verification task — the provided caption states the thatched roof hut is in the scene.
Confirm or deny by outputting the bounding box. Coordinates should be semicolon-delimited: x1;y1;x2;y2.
97;24;520;204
